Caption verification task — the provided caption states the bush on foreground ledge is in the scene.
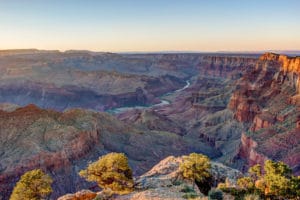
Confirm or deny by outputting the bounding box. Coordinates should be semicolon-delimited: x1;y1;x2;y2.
218;160;300;200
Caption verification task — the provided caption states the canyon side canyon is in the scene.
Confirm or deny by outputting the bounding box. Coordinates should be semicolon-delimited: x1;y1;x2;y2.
0;50;299;199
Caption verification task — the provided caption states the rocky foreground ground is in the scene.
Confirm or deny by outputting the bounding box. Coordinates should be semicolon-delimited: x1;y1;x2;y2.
58;156;242;200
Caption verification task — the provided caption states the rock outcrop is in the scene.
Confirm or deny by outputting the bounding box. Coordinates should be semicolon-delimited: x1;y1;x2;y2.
94;156;241;200
57;190;97;200
115;156;201;200
235;133;268;171
250;112;276;131
58;155;242;200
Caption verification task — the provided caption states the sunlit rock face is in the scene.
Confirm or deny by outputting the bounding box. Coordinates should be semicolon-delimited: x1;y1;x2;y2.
229;53;300;174
260;52;300;94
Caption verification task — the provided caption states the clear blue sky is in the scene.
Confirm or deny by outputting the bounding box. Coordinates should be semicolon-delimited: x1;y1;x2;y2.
0;0;299;52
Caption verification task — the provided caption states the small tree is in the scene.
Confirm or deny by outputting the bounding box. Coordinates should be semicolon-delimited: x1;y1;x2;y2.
237;177;254;191
248;164;261;181
10;169;53;200
179;153;211;189
220;160;298;199
79;152;134;194
263;160;291;197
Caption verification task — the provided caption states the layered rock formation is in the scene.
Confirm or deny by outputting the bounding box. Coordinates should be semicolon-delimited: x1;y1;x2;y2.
0;51;260;199
0;105;219;199
229;53;300;173
119;52;300;174
0;50;257;111
260;52;300;94
1;51;299;199
236;133;268;171
0;50;188;111
195;55;257;79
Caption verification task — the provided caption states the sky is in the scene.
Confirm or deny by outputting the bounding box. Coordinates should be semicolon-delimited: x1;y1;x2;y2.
0;0;299;52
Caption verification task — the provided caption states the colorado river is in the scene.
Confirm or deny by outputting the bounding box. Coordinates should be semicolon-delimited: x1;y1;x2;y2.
107;80;190;114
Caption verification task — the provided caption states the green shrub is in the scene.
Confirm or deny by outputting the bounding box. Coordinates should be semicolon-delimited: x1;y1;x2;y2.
264;160;292;197
182;192;198;199
180;153;211;190
10;169;53;200
208;189;223;200
79;152;133;195
181;185;198;199
181;185;195;193
237;177;254;190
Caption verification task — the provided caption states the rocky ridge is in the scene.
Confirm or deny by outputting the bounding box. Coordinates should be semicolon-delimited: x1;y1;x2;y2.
0;105;219;199
58;156;242;200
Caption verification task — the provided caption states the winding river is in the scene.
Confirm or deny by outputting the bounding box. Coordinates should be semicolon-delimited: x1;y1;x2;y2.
107;80;190;114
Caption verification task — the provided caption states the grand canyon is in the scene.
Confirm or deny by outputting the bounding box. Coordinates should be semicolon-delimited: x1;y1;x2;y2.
1;1;300;199
0;50;299;199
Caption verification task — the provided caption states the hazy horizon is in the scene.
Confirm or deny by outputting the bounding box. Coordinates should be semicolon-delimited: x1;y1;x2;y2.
1;48;300;54
1;0;299;52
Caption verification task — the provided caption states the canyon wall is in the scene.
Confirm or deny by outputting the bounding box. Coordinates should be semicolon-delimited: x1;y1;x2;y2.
229;53;300;173
196;55;257;79
261;52;300;94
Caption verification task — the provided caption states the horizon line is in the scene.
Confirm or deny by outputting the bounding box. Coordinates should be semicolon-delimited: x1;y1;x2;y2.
1;48;300;55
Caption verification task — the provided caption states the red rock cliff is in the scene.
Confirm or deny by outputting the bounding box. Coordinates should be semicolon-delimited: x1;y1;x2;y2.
236;133;268;170
197;55;257;79
260;52;300;94
229;53;300;123
230;53;300;174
